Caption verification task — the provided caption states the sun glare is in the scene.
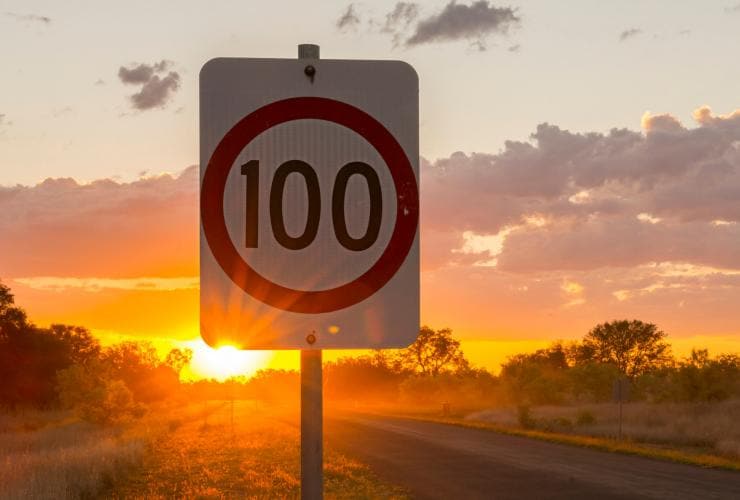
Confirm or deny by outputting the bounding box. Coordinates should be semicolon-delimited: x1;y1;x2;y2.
185;340;271;381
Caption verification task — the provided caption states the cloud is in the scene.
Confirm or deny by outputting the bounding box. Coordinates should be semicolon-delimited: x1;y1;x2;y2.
4;106;740;340
0;167;198;280
382;2;420;45
0;113;10;135
724;3;740;14
384;2;420;30
14;276;198;293
5;12;51;24
336;4;361;31
422;106;740;274
118;61;180;110
619;28;642;41
405;1;519;49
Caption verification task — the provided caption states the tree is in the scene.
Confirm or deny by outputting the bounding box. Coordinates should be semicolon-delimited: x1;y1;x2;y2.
0;279;30;340
57;363;143;425
48;324;101;365
165;348;194;376
102;341;179;402
400;326;469;376
581;320;671;378
499;343;571;405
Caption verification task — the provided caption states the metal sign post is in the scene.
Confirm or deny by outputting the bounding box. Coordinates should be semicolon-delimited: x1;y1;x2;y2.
299;42;323;500
301;347;322;500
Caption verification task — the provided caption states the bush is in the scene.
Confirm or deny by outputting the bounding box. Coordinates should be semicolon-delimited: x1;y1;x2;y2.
576;410;596;426
398;370;500;409
56;364;144;425
517;405;536;429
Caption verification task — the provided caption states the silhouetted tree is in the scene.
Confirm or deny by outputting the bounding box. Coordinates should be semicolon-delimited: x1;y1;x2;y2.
57;363;143;425
499;343;571;404
579;320;672;378
0;280;105;407
400;326;469;376
48;324;101;365
102;341;179;402
165;347;194;376
0;280;30;340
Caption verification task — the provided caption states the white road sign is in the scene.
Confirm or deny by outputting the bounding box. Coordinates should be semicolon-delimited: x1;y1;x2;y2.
199;57;419;349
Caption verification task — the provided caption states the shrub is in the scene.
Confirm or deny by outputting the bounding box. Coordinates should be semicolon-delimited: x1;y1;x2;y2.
517;405;536;429
56;364;144;425
576;410;596;426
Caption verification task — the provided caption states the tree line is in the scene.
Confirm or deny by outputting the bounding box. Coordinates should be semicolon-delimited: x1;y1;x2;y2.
0;281;192;422
2;278;739;423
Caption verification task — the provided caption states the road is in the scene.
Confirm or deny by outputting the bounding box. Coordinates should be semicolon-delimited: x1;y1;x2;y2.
325;414;740;500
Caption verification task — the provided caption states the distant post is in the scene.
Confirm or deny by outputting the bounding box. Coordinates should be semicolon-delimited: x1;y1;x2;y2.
612;377;630;440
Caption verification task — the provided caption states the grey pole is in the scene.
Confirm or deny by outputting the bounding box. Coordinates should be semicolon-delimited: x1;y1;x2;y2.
298;43;323;500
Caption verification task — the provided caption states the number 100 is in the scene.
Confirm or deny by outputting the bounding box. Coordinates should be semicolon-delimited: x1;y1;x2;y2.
241;160;382;252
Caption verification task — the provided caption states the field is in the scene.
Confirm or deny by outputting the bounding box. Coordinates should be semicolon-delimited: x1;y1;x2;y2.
0;410;144;498
0;402;407;499
466;399;740;460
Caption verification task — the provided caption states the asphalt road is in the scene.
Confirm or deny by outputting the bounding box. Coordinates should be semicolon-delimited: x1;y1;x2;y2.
325;414;740;500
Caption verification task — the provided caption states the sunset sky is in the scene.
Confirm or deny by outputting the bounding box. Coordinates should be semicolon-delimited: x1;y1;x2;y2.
2;1;740;379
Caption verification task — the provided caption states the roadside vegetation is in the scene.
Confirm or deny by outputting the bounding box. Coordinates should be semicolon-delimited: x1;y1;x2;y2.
2;276;739;496
0;280;407;498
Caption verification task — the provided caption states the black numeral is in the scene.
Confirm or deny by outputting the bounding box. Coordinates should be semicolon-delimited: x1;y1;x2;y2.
241;160;382;251
332;162;382;251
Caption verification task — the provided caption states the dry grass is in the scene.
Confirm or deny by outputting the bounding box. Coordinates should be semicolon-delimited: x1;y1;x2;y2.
380;399;740;471
394;412;740;471
108;400;407;499
468;398;740;459
2;402;406;499
0;412;144;499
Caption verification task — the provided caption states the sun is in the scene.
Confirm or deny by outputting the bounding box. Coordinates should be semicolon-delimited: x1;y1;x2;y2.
183;339;271;381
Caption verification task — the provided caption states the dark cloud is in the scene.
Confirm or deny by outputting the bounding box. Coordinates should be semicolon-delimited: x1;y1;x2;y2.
129;73;180;110
724;3;740;13
423;106;740;272
336;4;360;31
619;28;642;41
5;12;51;24
118;61;180;111
405;1;519;49
384;2;420;31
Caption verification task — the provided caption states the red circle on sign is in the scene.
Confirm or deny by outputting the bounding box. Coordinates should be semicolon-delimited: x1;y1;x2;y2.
201;97;418;313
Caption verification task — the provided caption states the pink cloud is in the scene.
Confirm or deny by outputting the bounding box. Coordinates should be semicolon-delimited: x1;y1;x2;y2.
0;167;198;279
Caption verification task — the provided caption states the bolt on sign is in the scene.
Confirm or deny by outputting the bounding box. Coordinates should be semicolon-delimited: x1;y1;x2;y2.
200;58;419;349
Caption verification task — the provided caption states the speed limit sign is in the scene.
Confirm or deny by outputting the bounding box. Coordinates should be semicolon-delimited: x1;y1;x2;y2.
199;57;419;349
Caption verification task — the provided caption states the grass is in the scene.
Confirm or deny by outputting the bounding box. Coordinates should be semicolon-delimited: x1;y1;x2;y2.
0;410;145;498
107;400;407;499
385;406;740;472
1;402;407;499
469;399;740;453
